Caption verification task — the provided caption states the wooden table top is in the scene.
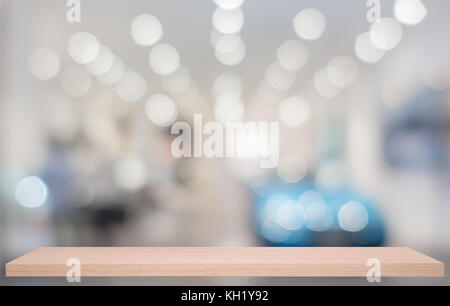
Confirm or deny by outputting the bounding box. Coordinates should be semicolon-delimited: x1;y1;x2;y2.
5;247;444;277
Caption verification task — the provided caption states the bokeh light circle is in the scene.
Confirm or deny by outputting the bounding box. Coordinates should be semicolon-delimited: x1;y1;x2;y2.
275;200;305;230
85;46;114;76
394;0;427;26
279;96;311;127
28;48;60;81
149;44;180;75
131;14;163;46
327;56;359;88
276;40;308;71
60;65;92;98
338;201;369;232
293;8;326;41
113;155;149;190
214;35;246;66
145;94;178;127
277;154;308;183
214;94;244;122
115;71;147;103
370;18;403;50
212;7;244;34
15;176;48;208
212;72;243;98
304;201;333;232
314;68;341;98
214;0;244;10
68;32;100;64
265;62;297;92
355;32;385;64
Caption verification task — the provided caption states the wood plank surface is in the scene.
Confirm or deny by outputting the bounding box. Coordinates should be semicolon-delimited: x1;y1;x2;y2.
5;247;444;277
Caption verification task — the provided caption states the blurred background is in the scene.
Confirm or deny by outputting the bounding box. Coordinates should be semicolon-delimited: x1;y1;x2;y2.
1;0;450;285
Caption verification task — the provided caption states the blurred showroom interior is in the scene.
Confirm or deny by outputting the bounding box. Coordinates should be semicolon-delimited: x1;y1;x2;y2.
1;0;450;285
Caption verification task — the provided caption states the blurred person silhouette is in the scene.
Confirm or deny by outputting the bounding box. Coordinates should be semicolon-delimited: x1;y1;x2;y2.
41;136;78;245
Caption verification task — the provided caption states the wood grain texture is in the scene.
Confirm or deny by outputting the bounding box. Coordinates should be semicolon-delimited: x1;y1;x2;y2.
5;247;444;277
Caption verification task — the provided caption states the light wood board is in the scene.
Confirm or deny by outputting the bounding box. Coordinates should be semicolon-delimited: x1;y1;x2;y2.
5;247;444;277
